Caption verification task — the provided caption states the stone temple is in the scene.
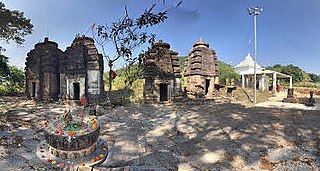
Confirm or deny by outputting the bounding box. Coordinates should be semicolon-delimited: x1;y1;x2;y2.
184;38;219;97
143;40;181;103
25;36;104;101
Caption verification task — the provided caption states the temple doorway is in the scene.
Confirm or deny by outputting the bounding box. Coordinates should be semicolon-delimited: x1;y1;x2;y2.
31;82;36;97
73;82;80;100
205;79;210;95
159;83;168;102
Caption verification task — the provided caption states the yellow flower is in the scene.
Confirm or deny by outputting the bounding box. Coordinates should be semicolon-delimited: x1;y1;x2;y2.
51;160;57;165
79;130;84;135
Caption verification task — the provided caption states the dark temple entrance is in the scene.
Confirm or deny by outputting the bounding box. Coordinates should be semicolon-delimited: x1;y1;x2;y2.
159;83;168;102
31;82;36;97
73;82;80;100
205;79;210;95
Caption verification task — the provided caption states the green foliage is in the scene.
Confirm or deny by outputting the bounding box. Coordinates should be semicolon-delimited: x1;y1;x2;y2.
104;72;144;105
308;73;320;83
0;2;33;48
267;64;308;83
104;65;143;89
7;65;25;87
217;61;240;85
0;54;9;78
0;65;25;95
104;65;144;105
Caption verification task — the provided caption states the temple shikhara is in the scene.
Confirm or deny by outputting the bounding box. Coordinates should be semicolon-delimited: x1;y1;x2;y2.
26;37;220;103
143;40;181;103
143;38;219;103
184;38;219;98
25;36;104;102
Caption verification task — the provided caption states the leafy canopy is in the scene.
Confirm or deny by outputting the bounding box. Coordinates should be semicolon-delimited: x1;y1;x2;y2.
217;61;240;85
266;64;308;82
0;2;33;46
0;2;33;78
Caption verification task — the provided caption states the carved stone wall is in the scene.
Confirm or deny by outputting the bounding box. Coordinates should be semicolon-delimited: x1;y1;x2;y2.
143;40;181;103
60;37;104;101
184;38;219;97
25;37;63;100
25;36;104;102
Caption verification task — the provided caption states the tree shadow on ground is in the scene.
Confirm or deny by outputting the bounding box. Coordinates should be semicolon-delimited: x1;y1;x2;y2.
0;96;68;170
98;100;320;170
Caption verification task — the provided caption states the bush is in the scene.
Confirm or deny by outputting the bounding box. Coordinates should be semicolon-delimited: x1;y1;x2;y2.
0;66;25;96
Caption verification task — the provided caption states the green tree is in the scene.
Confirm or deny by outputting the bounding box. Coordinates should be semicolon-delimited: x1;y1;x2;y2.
281;64;306;82
266;64;283;73
267;64;309;83
0;2;33;46
0;54;9;79
7;66;24;87
0;2;33;78
0;65;25;95
218;61;240;85
308;73;320;83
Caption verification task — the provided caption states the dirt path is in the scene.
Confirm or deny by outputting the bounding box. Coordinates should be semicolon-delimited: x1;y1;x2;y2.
255;90;320;111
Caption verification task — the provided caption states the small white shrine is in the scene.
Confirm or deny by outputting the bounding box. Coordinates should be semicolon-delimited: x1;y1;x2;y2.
234;53;292;91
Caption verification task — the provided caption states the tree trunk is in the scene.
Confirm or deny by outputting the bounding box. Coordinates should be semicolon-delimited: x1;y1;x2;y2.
108;61;113;92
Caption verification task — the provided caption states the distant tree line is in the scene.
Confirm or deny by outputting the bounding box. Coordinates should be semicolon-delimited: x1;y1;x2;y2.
266;64;320;83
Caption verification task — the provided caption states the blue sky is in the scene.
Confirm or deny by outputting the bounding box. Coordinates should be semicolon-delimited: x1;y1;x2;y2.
1;0;320;74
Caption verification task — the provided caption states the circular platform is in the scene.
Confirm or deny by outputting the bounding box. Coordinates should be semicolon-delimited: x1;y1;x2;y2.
36;138;108;169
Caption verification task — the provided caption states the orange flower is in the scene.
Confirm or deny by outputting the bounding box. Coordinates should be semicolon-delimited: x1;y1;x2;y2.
92;123;97;129
60;163;65;167
60;131;64;135
68;131;76;136
91;159;95;163
54;130;59;134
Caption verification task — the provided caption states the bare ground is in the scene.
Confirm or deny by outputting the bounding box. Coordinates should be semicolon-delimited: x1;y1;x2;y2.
0;96;320;171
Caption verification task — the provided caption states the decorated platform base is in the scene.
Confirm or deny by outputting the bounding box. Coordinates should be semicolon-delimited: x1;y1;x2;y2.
36;138;108;170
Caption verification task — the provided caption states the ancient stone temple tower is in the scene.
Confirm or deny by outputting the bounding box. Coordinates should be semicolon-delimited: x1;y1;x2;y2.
25;36;104;101
25;37;64;100
184;38;219;97
60;37;104;101
143;40;181;103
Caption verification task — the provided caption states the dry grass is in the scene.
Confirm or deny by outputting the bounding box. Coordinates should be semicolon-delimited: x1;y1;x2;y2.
232;87;274;104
